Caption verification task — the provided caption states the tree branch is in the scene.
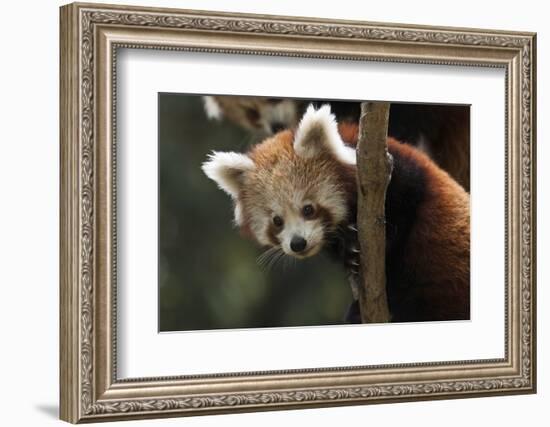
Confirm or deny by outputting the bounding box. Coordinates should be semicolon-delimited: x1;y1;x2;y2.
356;101;393;323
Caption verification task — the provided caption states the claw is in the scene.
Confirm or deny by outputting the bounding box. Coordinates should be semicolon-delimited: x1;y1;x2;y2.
376;217;386;225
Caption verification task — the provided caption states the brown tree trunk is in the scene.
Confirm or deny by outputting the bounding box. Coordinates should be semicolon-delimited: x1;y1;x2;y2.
355;102;393;323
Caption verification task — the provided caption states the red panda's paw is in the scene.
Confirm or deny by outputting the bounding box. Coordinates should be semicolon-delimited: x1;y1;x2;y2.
344;300;361;324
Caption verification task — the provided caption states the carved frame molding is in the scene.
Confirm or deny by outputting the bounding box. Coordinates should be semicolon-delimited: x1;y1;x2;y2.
60;2;536;423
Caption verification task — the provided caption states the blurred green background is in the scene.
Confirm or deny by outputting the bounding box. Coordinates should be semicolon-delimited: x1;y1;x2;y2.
159;93;350;332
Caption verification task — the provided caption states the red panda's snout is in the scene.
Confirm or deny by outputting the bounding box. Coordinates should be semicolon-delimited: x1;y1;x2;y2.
266;202;332;259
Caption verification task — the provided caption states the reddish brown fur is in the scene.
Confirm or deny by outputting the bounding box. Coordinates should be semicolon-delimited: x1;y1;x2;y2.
424;106;470;191
338;121;360;146
387;139;470;320
248;130;296;167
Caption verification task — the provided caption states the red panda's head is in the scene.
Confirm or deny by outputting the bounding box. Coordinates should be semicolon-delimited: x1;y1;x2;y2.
202;105;356;259
203;95;302;135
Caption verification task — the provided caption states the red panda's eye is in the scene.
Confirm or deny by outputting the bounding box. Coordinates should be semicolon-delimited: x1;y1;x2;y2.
245;107;260;124
273;216;284;227
302;204;315;218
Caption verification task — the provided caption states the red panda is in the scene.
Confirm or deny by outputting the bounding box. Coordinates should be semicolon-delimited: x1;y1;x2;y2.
203;95;301;135
202;105;470;323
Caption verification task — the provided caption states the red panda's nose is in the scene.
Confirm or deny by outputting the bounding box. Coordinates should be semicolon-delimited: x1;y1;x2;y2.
290;236;307;253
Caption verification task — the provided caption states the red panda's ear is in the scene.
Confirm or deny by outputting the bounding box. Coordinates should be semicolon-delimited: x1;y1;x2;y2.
202;96;223;120
202;151;255;198
293;104;356;165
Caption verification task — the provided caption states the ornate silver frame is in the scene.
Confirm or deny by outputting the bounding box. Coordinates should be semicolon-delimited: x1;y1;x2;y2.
60;2;537;423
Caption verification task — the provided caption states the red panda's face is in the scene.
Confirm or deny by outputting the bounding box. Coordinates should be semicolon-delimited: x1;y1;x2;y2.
203;96;302;136
203;105;356;259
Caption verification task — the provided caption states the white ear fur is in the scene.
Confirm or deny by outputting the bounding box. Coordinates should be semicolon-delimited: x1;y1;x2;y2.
202;96;223;120
293;104;356;165
202;151;255;198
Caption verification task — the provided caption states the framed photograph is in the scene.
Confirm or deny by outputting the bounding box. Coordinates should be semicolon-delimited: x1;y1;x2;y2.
60;2;537;423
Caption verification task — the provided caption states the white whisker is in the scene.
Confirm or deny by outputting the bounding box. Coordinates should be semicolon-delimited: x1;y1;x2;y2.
257;246;286;272
267;249;285;271
283;253;298;272
256;246;279;266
